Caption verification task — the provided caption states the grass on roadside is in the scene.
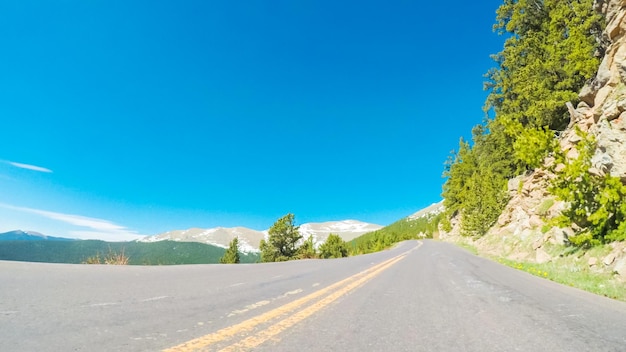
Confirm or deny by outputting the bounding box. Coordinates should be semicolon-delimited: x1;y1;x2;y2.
496;257;626;301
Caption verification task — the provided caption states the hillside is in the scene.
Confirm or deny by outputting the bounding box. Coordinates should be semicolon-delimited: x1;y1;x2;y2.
438;0;626;296
349;203;444;254
0;240;259;265
0;230;74;241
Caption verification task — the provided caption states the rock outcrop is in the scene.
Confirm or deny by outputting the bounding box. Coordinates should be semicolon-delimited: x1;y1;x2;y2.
577;0;626;182
441;0;626;282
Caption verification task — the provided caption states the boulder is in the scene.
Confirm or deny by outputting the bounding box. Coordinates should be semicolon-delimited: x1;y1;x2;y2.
614;257;626;277
519;228;534;240
591;151;614;175
532;237;544;250
601;99;623;121
507;176;523;194
566;148;580;161
567;132;583;144
588;257;598;266
603;253;617;266
544;227;558;245
529;215;544;228
594;119;626;181
536;248;552;264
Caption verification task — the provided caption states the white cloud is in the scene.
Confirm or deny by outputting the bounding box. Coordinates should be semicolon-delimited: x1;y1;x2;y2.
5;161;53;173
0;204;142;241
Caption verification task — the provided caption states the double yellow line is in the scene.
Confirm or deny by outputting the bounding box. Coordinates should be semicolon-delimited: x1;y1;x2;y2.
164;242;420;352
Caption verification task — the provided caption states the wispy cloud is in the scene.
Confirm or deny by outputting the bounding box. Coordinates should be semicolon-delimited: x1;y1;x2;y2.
0;204;142;241
4;160;53;173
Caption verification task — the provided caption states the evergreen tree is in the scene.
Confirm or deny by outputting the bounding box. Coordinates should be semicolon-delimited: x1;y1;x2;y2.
485;0;602;168
260;213;302;262
319;234;349;259
259;238;277;263
443;122;513;236
442;137;475;218
298;235;317;259
220;237;240;264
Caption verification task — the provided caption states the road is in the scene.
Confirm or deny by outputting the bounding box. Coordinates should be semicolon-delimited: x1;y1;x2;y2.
1;240;626;351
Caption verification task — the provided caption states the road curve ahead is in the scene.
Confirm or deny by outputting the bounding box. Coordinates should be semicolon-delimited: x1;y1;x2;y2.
1;240;626;351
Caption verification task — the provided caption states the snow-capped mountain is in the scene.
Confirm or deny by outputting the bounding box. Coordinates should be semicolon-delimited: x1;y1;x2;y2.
299;220;383;247
138;220;382;252
407;201;444;220
139;227;265;253
0;230;75;241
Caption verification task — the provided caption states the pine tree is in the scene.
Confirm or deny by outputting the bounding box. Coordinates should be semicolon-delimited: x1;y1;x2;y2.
220;237;240;264
486;0;602;169
298;235;317;259
260;213;302;262
319;234;349;259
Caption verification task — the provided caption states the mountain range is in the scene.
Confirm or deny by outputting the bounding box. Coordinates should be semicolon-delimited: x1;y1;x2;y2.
0;230;75;241
407;201;444;220
138;220;383;253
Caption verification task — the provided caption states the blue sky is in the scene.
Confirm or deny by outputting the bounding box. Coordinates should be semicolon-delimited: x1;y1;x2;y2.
1;0;504;240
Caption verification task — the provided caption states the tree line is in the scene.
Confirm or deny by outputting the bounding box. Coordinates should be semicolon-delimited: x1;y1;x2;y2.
349;213;443;255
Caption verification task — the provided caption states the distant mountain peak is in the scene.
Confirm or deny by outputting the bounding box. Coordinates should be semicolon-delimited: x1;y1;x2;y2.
408;201;445;220
139;220;383;252
0;230;74;241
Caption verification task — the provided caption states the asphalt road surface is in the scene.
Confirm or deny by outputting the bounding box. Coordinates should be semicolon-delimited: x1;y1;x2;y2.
2;240;626;351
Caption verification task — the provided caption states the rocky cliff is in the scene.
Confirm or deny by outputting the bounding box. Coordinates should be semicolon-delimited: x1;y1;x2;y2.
441;0;626;281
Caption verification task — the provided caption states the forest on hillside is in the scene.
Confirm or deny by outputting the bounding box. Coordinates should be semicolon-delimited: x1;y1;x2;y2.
0;240;259;265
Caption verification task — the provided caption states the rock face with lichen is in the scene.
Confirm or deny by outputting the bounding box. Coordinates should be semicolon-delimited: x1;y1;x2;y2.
440;0;626;281
575;0;626;182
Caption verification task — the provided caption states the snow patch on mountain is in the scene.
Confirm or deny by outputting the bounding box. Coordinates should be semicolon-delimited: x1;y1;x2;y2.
138;227;264;253
299;220;383;247
408;201;445;220
139;220;382;252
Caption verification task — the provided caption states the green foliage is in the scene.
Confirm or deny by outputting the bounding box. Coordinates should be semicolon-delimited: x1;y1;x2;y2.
259;238;277;262
498;256;626;301
459;166;510;237
488;0;602;127
260;213;302;262
318;234;348;259
550;129;626;246
220;237;240;264
486;0;602;167
442;138;474;217
0;240;259;265
513;127;560;169
443;0;603;238
298;235;317;259
440;216;452;232
350;213;443;255
443;123;513;237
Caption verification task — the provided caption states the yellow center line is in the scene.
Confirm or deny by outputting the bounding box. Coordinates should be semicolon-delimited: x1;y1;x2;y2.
218;255;407;352
164;242;421;352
